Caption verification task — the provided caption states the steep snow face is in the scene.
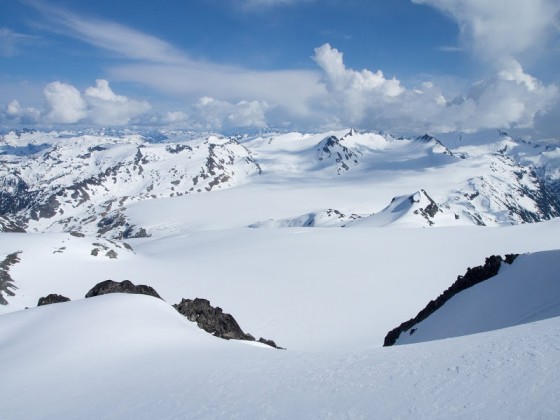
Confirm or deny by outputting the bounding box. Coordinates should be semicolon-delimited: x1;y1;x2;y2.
395;250;560;345
1;293;559;419
346;189;448;227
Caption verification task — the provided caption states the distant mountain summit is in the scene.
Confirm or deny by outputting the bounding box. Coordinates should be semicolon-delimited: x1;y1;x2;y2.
1;128;559;237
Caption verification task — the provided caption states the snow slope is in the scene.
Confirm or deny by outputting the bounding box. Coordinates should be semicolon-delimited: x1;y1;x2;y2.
395;250;560;345
1;293;559;419
1;219;560;351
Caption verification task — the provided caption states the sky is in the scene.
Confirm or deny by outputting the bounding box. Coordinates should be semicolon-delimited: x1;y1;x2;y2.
0;0;559;137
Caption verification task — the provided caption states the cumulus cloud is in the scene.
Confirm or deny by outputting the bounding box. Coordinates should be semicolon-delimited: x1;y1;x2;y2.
7;3;559;134
313;43;404;123
412;0;560;61
193;97;270;129
44;81;87;124
2;100;40;124
2;79;151;126
310;43;558;133
84;79;150;125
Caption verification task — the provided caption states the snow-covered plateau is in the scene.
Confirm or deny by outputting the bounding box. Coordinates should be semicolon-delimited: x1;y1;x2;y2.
1;128;560;418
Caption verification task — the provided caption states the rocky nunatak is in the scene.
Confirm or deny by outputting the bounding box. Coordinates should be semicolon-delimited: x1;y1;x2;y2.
37;294;71;306
85;279;162;299
174;298;284;349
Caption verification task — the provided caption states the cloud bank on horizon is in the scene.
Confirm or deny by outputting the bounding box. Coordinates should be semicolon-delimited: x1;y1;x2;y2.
1;0;559;136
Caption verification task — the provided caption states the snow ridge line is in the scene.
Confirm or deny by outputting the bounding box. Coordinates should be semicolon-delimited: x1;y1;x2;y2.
383;254;518;346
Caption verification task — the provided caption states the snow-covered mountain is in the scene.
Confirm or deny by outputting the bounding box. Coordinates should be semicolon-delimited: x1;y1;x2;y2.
2;127;560;418
1;128;559;237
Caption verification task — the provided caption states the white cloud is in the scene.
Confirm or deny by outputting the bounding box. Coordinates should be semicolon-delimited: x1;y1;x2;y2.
412;0;560;61
310;44;558;133
163;111;189;125
193;97;270;129
44;81;87;124
7;3;559;134
241;0;314;10
84;79;150;125
312;43;404;123
2;100;40;124
2;79;151;126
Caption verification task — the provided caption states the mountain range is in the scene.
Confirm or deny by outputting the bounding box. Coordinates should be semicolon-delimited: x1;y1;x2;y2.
1;127;559;418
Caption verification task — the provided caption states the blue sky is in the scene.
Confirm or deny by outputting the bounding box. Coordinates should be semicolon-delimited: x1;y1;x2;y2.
1;0;559;137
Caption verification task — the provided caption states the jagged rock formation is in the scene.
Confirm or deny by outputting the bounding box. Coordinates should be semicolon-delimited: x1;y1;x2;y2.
383;254;519;346
0;251;21;305
174;298;283;349
85;280;162;299
37;294;71;306
317;135;361;174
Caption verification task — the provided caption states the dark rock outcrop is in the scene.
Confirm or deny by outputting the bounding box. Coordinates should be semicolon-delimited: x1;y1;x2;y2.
37;294;70;306
174;297;284;349
0;251;21;305
173;298;254;341
383;254;519;346
85;280;161;299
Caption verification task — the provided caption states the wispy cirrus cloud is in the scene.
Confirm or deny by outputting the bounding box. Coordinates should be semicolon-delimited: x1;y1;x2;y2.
3;1;559;134
240;0;314;11
412;0;560;62
0;27;38;56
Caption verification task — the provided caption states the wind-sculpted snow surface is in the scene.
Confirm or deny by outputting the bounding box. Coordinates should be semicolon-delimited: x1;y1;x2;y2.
0;293;559;419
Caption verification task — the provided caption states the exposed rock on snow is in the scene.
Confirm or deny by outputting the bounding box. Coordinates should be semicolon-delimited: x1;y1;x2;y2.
346;190;446;227
0;216;25;233
249;208;362;228
316;135;361;174
384;254;519;346
174;298;283;348
37;294;71;306
85;280;162;300
0;251;21;305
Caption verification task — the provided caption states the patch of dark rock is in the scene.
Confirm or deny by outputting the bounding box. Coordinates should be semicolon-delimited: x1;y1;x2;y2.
53;247;66;254
105;250;118;259
122;225;150;239
173;298;283;349
97;211;127;235
0;251;22;305
85;280;162;299
88;145;107;153
69;231;85;238
257;337;284;349
383;254;519;346
166;144;192;154
37;294;70;306
0;216;26;233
